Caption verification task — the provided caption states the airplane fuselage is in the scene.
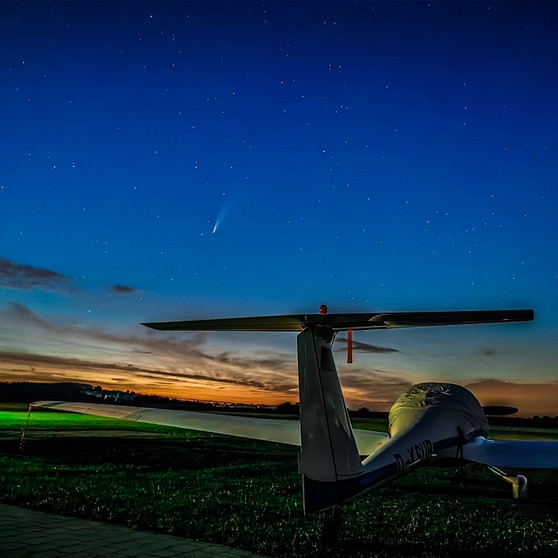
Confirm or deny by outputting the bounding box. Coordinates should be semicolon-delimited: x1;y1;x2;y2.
361;383;488;486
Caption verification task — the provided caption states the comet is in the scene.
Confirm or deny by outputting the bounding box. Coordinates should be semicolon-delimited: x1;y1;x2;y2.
211;193;231;234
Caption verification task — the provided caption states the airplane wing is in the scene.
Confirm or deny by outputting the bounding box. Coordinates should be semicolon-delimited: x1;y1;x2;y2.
142;309;533;332
439;436;558;469
31;401;388;455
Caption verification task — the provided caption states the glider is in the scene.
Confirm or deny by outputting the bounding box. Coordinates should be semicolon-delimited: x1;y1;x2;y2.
34;307;557;515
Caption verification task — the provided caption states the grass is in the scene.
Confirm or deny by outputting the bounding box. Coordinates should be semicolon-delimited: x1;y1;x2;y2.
1;403;558;556
0;403;193;434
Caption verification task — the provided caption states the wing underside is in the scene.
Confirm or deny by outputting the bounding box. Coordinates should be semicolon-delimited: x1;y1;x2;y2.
440;436;558;469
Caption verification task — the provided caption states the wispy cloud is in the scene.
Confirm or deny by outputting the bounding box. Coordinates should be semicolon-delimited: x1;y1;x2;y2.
4;302;56;330
0;257;74;292
0;302;298;403
479;348;499;356
336;365;412;409
110;284;137;295
336;336;400;354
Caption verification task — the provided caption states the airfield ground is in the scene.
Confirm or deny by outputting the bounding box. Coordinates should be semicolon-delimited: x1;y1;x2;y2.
1;403;558;557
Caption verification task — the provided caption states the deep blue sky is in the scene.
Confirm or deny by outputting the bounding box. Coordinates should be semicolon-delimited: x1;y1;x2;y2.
1;1;557;415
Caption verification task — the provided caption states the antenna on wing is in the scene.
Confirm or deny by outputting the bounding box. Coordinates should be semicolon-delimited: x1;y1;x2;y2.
347;328;353;364
319;304;353;363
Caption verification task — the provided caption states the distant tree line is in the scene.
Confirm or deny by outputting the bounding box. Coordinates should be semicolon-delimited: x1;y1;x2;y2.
0;382;290;414
1;382;557;427
0;382;98;404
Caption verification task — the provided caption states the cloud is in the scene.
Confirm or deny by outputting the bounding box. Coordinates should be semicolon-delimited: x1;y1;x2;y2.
336;336;400;354
110;284;137;295
464;379;558;417
0;257;74;292
479;348;499;356
2;301;210;360
337;366;412;408
0;344;297;403
4;302;56;330
0;302;298;402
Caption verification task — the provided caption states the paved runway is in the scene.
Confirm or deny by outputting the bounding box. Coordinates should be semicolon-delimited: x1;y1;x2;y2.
0;504;263;557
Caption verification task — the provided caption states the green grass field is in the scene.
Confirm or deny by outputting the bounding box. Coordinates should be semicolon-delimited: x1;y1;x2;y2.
2;403;558;557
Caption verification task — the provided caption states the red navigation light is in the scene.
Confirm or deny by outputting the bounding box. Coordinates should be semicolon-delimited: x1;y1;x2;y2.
319;304;328;315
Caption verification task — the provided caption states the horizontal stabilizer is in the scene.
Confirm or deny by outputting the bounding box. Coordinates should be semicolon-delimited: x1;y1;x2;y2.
142;309;533;333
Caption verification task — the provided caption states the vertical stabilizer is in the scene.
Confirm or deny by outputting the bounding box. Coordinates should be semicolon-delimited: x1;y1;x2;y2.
297;326;363;513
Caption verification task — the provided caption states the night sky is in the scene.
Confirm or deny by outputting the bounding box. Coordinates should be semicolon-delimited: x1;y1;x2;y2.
1;1;558;416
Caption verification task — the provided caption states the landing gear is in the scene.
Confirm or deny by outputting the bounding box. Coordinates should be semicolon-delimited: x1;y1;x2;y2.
488;466;528;499
454;426;468;485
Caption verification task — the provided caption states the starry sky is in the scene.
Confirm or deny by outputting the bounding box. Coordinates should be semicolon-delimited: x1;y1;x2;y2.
1;1;558;416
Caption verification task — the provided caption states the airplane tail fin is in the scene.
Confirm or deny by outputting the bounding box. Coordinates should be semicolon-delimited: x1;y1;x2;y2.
297;326;363;514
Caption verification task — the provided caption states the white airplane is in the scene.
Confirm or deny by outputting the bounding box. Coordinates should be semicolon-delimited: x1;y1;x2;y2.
33;307;558;515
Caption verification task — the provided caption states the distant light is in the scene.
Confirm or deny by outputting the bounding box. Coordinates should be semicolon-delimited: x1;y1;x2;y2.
319;304;328;315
